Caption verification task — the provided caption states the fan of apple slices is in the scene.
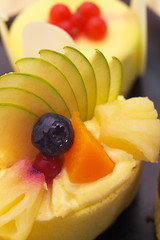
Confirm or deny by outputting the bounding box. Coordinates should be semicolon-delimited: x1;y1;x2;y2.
0;46;159;169
0;47;122;168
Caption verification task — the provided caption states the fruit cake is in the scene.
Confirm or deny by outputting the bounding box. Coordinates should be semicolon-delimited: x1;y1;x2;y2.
1;0;146;95
0;46;159;240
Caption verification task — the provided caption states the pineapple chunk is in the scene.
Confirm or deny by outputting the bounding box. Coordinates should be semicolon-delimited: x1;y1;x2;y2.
0;158;45;240
95;97;160;162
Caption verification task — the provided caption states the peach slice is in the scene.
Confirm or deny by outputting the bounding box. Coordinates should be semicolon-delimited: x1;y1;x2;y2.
64;113;115;183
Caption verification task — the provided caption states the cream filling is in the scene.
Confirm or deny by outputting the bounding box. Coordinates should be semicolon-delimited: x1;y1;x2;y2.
36;115;138;220
50;146;137;218
36;143;137;221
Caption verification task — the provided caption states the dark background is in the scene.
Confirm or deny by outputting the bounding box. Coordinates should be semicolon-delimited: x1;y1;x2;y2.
0;3;160;240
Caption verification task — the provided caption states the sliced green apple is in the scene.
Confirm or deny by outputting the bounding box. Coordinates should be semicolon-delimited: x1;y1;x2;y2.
0;103;38;168
39;49;88;121
64;46;97;120
0;73;71;118
108;57;123;103
90;49;110;105
16;57;78;116
0;87;53;117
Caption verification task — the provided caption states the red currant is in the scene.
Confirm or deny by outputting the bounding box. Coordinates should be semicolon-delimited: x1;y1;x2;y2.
84;16;107;40
57;19;81;39
49;4;72;25
71;12;86;33
56;20;75;38
48;2;107;41
33;153;64;184
77;2;100;21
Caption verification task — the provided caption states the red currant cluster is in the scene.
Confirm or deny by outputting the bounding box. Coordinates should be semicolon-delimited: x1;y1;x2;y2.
48;1;107;40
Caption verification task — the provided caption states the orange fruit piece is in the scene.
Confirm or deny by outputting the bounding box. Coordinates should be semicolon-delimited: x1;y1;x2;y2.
64;113;115;183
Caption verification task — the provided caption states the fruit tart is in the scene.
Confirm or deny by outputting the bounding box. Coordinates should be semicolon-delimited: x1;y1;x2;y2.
0;0;147;95
0;47;159;240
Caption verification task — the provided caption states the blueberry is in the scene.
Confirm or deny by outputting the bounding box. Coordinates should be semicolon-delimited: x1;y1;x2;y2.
32;113;74;156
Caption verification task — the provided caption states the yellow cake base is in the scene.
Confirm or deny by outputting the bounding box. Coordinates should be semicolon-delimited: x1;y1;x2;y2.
28;161;142;240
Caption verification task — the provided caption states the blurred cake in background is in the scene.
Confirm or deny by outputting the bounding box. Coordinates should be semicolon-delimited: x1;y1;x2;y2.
0;0;147;95
0;0;37;17
147;0;160;16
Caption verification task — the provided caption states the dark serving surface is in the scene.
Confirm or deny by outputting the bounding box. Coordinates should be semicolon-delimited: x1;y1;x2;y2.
0;4;160;240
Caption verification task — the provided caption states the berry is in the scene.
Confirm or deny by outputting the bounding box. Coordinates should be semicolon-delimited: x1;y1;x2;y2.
49;4;72;25
57;20;74;37
57;17;81;39
48;2;107;41
71;12;86;33
32;113;74;157
33;153;64;184
84;16;107;40
77;2;100;21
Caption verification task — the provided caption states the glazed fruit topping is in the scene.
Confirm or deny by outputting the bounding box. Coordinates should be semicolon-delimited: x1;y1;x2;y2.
48;2;107;40
33;153;64;184
32;113;74;157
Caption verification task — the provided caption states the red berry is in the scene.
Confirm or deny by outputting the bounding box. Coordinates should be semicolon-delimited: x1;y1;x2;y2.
33;153;64;184
57;20;80;39
71;12;85;33
77;2;100;21
56;20;74;38
49;4;72;25
84;16;107;40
